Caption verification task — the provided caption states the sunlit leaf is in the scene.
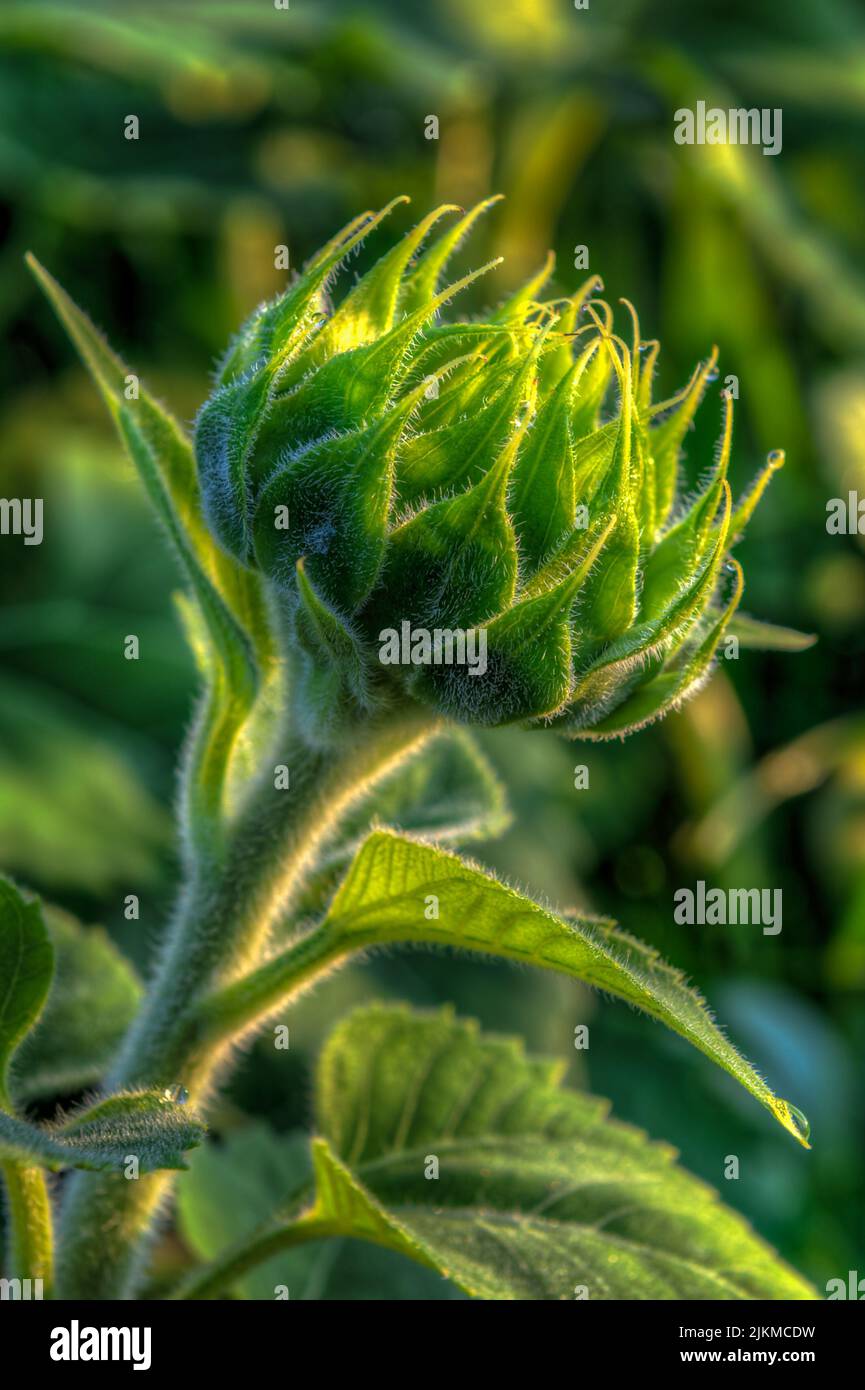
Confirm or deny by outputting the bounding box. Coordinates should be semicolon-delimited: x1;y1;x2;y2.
307;830;810;1145
304;1006;816;1299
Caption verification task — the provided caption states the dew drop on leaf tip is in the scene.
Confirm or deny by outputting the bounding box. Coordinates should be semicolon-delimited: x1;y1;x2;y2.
783;1101;810;1145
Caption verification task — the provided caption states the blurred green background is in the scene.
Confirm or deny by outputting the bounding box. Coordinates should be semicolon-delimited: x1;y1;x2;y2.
1;0;864;1297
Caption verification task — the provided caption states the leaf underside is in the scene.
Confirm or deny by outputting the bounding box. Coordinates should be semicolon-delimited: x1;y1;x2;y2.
313;831;810;1147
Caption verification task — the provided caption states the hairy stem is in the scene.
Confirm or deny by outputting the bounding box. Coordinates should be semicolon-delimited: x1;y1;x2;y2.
55;708;438;1300
191;921;343;1047
172;1209;335;1300
172;1197;438;1301
1;1160;54;1296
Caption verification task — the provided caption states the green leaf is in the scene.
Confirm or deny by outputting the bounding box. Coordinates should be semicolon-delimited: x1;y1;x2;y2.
0;877;53;1108
398;198;503;316
571;337;615;440
311;831;810;1146
649;353;719;532
288;730;510;925
330;728;508;860
567;485;733;730
395;346;538;503
640;453;730;622
414;515;616;726
27;257;270;837
182;1009;814;1301
574;385;640;644
251;256;503;474
571;561;745;739
11;906;142;1104
359;729;509;847
306;205;459;361
371;417;523;632
304;1006;816;1299
25;257;259;635
508;360;577;570
0;1091;204;1174
115;407;257;706
177;1125;321;1300
287;560;376;747
727;614;817;652
175;1122;462;1300
252;381;429;613
490;251;555;325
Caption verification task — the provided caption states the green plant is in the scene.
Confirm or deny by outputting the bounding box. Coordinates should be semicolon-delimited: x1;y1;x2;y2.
1;200;816;1301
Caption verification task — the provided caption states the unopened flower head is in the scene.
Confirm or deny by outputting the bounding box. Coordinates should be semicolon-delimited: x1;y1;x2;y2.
194;197;783;741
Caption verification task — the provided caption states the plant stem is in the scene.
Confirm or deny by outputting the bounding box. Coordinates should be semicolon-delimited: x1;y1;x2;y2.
1;1160;53;1296
55;708;437;1300
172;1209;335;1300
191;921;342;1047
172;1197;438;1301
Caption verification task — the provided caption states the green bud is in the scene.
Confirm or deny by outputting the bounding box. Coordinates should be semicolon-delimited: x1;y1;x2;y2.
194;199;787;740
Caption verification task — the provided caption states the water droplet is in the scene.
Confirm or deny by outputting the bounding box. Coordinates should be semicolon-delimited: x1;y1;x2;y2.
767;449;784;465
705;367;719;382
783;1101;810;1144
162;1084;189;1105
593;276;605;293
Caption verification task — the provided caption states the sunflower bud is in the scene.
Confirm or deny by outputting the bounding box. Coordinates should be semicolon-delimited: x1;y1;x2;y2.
194;199;784;743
